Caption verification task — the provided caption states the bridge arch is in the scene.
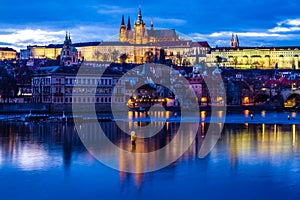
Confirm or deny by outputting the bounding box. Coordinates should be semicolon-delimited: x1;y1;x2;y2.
284;93;300;108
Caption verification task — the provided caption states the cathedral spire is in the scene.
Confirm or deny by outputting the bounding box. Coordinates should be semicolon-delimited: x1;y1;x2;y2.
230;33;235;47
137;8;144;24
150;18;154;30
127;16;132;31
69;32;72;44
121;15;125;26
235;34;239;47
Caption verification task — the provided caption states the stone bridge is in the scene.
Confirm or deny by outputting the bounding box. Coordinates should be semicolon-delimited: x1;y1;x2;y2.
281;89;300;102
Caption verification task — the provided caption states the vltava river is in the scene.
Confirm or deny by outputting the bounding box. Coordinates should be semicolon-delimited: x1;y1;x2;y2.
0;121;299;199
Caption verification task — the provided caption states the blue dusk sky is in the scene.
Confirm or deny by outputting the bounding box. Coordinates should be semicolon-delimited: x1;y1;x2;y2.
1;0;300;50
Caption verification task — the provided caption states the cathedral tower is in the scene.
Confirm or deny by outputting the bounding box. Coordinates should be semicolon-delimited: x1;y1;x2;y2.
234;34;239;48
120;15;127;42
230;33;235;47
134;8;148;44
230;33;239;48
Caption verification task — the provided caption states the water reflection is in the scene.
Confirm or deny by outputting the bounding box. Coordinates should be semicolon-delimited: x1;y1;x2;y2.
0;121;299;197
0;122;83;172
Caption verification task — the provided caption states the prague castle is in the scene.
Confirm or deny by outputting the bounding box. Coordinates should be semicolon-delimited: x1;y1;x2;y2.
119;8;179;44
20;8;210;65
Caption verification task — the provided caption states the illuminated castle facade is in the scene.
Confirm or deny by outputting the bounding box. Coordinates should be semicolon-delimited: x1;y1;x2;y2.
119;8;179;44
20;8;210;65
206;35;300;69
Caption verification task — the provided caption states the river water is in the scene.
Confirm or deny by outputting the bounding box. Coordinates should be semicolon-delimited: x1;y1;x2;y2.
0;116;299;199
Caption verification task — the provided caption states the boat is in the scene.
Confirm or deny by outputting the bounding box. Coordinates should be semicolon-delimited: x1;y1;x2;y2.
21;111;49;122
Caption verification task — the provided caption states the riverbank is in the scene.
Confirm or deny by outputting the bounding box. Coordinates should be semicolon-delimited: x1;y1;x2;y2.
1;110;299;125
0;103;289;114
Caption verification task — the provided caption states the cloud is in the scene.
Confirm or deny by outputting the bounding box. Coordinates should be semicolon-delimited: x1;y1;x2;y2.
0;42;13;46
0;29;65;46
95;4;136;15
189;30;299;47
278;18;300;26
269;26;300;33
203;31;287;38
269;18;300;33
0;25;119;51
150;17;186;26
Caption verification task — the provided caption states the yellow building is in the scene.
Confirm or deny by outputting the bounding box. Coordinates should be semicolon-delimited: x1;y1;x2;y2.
0;47;16;60
26;45;62;60
206;35;300;69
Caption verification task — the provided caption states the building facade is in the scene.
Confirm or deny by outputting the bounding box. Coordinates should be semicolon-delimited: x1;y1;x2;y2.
0;47;17;60
31;66;125;111
206;36;300;69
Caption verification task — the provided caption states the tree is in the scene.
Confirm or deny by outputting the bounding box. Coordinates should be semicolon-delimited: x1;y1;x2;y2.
215;56;223;67
120;53;128;64
145;51;155;63
94;50;102;61
176;53;182;66
111;50;120;62
0;75;17;103
159;49;166;64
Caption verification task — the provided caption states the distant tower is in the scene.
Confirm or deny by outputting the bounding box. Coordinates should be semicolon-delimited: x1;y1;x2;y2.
230;33;239;48
150;18;154;30
119;15;127;42
60;32;78;66
230;33;235;47
234;34;239;48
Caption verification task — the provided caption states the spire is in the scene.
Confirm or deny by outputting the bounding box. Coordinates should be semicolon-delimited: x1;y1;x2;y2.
68;32;72;44
230;33;235;47
121;15;125;26
138;8;142;19
64;32;71;45
235;34;239;47
150;18;154;30
127;16;132;31
137;8;144;24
